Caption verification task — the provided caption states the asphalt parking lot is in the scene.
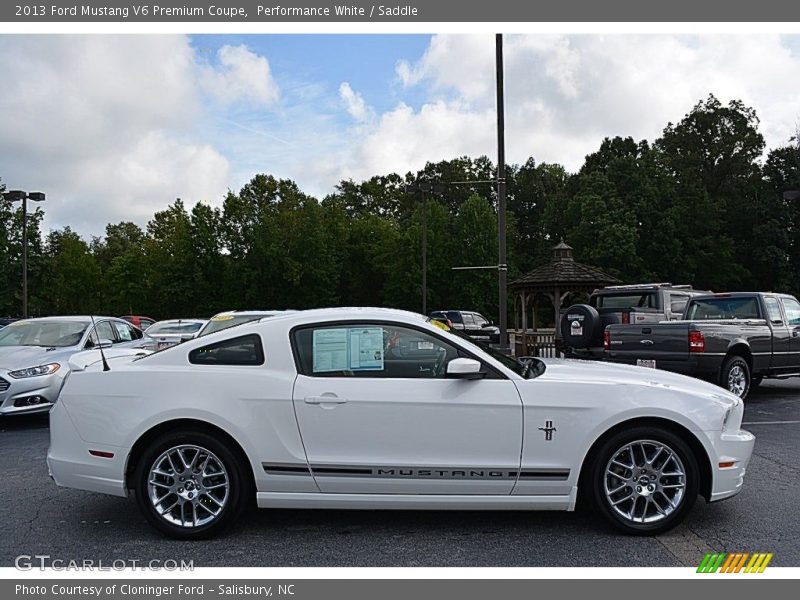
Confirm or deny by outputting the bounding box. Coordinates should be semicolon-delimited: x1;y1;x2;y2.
1;380;798;568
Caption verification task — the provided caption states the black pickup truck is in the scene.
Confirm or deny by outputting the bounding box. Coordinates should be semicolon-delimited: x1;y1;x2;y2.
603;292;800;398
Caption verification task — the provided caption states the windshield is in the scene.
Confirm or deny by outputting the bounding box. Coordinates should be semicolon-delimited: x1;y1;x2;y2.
199;315;268;336
685;297;762;320
0;320;88;347
594;292;657;309
147;322;204;335
438;323;542;379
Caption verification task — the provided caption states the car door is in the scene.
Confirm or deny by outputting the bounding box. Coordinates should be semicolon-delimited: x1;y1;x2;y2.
291;321;523;495
779;297;800;371
763;296;792;372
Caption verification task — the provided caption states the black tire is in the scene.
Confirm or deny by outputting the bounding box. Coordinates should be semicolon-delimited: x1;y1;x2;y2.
134;429;250;540
719;355;751;399
588;426;699;535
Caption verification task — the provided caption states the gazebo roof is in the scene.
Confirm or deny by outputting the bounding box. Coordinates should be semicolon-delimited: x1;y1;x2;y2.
510;241;621;290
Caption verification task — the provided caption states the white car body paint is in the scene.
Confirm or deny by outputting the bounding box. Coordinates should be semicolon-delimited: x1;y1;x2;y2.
47;307;754;514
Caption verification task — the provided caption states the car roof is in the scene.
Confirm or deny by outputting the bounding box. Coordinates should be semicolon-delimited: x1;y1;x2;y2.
209;310;296;318
258;307;427;325
9;316;120;323
150;318;206;324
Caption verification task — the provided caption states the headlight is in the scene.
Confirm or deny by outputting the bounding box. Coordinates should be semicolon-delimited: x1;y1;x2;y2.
8;363;61;379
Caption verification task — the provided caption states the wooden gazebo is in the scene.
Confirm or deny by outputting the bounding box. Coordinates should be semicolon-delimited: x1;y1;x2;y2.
510;241;621;356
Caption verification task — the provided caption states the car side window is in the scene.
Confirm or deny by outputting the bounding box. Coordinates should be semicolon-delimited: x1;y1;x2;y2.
189;334;264;366
113;321;134;342
669;293;689;315
446;311;463;324
764;297;783;323
462;313;476;327
780;298;800;326
88;321;117;346
293;323;462;379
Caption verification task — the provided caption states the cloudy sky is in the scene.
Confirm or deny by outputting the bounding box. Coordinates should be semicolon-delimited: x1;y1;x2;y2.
1;33;799;237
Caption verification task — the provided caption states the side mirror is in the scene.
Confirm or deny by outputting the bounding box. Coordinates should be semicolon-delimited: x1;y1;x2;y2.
180;334;195;343
446;357;485;380
97;339;114;349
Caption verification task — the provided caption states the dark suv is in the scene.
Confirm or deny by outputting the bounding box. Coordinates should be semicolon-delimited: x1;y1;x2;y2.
429;310;500;344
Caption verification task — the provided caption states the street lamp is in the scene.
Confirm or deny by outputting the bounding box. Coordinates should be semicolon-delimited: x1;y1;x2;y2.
3;190;46;318
405;181;445;315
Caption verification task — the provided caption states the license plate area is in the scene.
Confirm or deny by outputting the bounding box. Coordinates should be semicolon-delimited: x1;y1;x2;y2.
636;359;657;369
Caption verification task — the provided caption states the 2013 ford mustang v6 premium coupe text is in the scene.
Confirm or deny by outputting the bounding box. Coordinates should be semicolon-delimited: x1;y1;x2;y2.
47;308;755;539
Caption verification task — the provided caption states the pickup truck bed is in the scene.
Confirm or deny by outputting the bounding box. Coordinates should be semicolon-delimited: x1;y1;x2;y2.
603;292;800;398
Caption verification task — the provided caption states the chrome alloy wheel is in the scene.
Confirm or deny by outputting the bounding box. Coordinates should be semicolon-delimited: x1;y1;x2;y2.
147;444;229;528
604;440;686;524
727;365;747;397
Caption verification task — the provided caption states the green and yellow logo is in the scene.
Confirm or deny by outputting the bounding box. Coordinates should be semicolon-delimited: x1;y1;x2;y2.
697;552;773;573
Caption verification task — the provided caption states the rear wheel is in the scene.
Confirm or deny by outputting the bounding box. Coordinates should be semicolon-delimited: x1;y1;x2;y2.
589;426;699;535
134;429;248;539
720;355;750;399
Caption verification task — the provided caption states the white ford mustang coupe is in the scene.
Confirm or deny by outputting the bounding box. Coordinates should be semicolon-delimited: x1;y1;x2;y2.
48;308;755;539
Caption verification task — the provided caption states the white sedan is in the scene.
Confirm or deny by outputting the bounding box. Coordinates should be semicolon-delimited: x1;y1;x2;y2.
47;308;755;539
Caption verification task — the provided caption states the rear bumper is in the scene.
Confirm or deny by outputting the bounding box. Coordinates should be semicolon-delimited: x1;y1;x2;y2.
46;400;128;498
604;354;721;379
708;429;756;502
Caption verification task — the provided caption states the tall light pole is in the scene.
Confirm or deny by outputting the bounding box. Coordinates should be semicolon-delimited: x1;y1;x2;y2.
447;35;511;353
3;190;45;318
496;33;509;353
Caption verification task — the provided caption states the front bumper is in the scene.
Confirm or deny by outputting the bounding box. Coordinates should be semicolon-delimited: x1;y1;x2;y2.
0;371;62;416
708;428;755;502
46;400;128;497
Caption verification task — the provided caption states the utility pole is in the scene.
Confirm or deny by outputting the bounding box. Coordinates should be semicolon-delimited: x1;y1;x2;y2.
496;33;509;353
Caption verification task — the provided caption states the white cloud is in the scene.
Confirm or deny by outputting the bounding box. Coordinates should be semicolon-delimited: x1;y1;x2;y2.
200;44;279;107
2;34;800;239
0;36;278;235
368;34;800;178
339;82;372;123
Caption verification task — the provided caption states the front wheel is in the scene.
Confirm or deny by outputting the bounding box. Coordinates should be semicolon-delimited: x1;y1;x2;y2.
589;427;699;535
134;429;249;539
720;355;750;399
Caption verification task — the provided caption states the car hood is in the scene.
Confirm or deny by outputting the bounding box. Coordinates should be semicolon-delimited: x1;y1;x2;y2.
536;358;739;409
0;345;78;371
68;348;152;372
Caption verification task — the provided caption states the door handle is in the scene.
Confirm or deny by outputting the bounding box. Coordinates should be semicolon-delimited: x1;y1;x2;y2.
304;395;348;405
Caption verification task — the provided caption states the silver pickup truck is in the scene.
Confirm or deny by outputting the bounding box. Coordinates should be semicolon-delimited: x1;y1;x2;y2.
603;292;800;399
560;283;708;359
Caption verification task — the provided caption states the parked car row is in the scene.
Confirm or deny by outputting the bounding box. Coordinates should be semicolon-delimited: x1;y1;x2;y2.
560;284;800;399
0;309;294;417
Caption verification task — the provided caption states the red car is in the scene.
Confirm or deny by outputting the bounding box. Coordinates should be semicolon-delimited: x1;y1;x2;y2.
120;315;156;331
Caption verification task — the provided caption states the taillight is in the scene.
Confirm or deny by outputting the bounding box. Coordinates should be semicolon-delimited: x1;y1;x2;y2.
689;330;705;353
621;311;630;324
603;330;611;351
